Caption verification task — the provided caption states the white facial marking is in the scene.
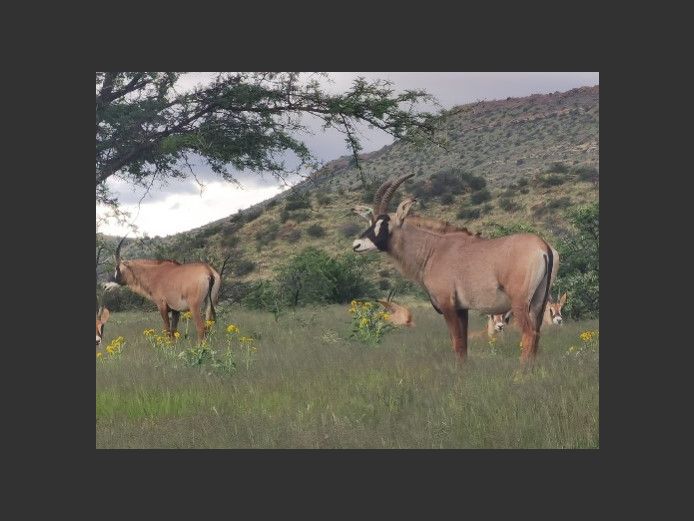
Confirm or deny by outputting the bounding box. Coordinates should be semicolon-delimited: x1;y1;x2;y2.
96;335;101;345
103;282;120;291
373;219;383;236
352;238;377;252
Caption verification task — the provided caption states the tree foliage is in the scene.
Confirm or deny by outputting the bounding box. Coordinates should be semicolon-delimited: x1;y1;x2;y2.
96;72;437;205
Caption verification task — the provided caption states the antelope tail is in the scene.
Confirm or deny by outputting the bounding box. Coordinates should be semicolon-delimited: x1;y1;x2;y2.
205;269;221;322
538;244;554;331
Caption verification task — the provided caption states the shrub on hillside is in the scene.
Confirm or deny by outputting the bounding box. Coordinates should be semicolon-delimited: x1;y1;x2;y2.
471;189;491;205
339;222;362;238
234;259;256;276
306;223;326;238
285;228;302;243
457;207;481;220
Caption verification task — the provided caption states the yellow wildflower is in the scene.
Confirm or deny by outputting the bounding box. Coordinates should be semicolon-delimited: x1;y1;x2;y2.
205;320;215;329
173;331;181;339
96;352;103;358
182;311;193;320
226;324;239;334
143;328;155;336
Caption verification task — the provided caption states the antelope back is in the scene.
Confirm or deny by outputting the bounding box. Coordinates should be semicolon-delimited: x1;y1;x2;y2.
377;300;414;327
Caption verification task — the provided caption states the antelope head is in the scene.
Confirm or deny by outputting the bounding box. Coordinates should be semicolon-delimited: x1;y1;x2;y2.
96;307;110;347
547;292;567;325
377;288;414;327
104;236;127;291
352;174;416;253
489;311;512;332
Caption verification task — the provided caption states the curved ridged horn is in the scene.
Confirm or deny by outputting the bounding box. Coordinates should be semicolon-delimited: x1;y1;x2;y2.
377;173;415;215
371;179;393;221
114;236;127;264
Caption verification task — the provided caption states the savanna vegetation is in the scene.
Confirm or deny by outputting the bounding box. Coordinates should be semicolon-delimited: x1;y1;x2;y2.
96;305;599;449
96;81;599;449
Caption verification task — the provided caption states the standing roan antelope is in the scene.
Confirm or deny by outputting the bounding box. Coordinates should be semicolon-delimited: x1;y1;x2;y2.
96;307;110;347
543;292;567;325
377;289;414;327
104;238;221;341
351;174;559;363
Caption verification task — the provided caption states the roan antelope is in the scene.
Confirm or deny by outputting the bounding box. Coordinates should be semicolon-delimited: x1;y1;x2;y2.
351;174;559;363
96;307;110;347
543;292;567;325
468;312;512;341
104;238;221;341
377;289;414;327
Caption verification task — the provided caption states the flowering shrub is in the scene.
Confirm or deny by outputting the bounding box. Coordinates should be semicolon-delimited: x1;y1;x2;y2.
96;336;126;361
349;300;394;345
566;330;599;360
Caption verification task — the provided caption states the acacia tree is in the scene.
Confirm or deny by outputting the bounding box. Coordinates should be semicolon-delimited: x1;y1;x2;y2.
96;72;437;205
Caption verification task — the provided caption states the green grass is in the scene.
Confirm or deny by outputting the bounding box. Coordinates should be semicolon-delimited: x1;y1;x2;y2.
96;304;599;448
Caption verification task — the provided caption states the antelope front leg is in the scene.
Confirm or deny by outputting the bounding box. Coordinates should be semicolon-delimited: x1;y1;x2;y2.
157;304;172;337
170;310;181;336
443;308;468;360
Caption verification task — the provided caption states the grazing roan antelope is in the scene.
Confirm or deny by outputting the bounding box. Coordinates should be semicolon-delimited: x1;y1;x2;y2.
351;173;557;363
104;238;221;341
377;289;414;327
543;292;567;325
96;307;110;347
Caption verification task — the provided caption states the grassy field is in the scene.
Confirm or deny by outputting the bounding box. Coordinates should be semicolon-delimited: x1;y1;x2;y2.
96;303;599;449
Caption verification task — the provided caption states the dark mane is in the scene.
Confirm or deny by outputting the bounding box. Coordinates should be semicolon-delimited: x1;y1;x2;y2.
406;215;480;237
128;258;182;265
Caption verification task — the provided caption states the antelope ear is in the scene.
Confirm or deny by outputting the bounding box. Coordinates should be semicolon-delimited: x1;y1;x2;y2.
395;198;417;226
99;308;110;324
559;292;567;306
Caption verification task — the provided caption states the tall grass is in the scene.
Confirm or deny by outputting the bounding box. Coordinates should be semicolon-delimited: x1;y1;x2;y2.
96;305;598;448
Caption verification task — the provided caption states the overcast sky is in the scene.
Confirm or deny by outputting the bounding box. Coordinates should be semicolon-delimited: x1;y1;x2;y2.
96;72;599;238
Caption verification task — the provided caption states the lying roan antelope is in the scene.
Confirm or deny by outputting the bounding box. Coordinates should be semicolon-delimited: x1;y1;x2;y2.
104;238;221;341
543;292;567;325
377;289;414;327
487;311;512;336
96;307;110;347
351;173;558;363
467;312;512;341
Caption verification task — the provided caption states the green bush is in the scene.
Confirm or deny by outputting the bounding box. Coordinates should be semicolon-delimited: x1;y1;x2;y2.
548;162;568;173
244;248;375;311
285;228;302;243
255;222;280;247
440;193;454;204
537;174;565;187
306;223;326;238
498;197;520;212
457;207;481;220
316;192;332;206
555;203;599;319
284;190;311;211
234;259;256;276
339;222;362;238
471;189;491;205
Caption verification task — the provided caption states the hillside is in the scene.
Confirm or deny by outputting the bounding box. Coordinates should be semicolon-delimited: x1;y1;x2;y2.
99;86;599;296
